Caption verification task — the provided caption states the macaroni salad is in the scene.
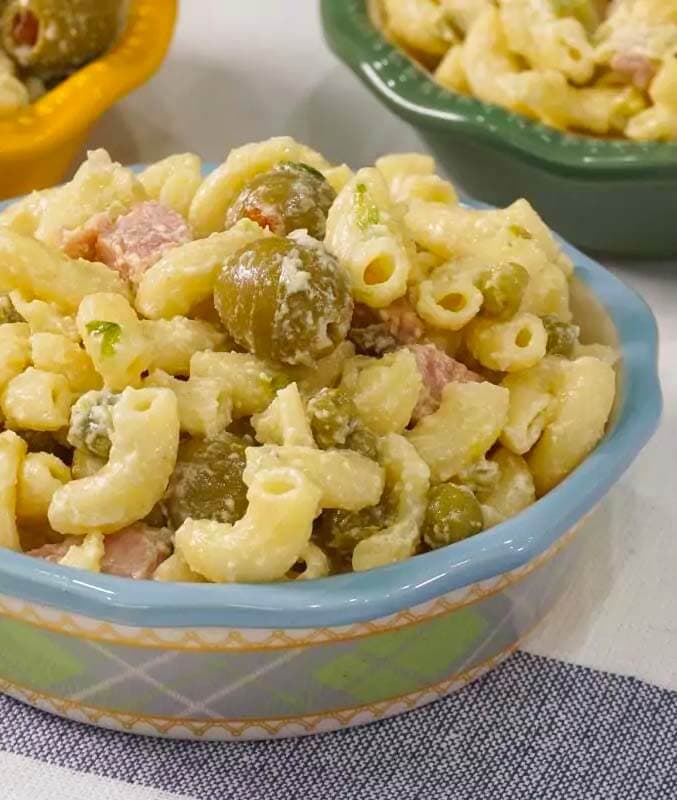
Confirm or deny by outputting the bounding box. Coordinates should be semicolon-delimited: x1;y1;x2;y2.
0;138;617;583
377;0;677;140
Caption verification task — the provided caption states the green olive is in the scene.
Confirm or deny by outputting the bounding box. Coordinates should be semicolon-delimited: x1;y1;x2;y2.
0;293;22;324
214;236;353;366
317;505;387;557
165;432;249;529
66;390;119;459
225;161;336;239
307;388;355;449
423;484;483;549
477;262;530;320
542;315;579;357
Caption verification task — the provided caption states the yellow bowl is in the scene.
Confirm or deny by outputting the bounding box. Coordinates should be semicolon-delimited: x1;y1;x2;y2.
0;0;177;199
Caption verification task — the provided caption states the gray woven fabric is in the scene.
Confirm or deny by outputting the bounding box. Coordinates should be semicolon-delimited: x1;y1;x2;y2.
1;652;676;800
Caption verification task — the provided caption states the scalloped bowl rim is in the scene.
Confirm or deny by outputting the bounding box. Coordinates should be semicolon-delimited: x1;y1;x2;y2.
320;0;677;176
0;165;662;629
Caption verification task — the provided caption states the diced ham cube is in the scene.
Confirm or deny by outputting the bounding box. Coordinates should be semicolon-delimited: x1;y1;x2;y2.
101;524;172;580
95;201;192;282
610;52;656;89
27;523;172;580
409;343;481;422
60;212;114;261
378;296;425;345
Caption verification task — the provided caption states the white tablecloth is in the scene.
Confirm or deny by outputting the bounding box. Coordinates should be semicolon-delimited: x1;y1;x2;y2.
5;2;675;796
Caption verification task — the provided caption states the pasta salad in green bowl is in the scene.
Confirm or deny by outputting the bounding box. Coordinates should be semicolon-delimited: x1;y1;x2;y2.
0;138;660;740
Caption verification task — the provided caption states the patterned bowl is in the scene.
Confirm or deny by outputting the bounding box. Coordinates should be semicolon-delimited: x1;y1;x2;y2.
0;190;661;740
320;0;677;258
0;0;177;200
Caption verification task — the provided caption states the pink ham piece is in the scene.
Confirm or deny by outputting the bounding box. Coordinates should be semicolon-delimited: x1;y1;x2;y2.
101;524;172;580
27;524;172;580
95;201;192;282
610;52;656;89
409;343;481;422
61;202;191;283
378;296;425;345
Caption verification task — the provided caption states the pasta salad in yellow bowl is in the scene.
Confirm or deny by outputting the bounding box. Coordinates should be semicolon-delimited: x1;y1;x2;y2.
0;138;626;585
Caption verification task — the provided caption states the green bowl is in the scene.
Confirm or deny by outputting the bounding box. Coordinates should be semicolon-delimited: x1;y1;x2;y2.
320;0;677;258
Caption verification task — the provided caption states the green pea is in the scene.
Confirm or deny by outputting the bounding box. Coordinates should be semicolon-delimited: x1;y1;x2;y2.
477;262;529;319
307;388;355;449
345;426;379;461
164;432;249;529
423;484;483;549
67;390;120;459
542;315;579;357
317;505;387;557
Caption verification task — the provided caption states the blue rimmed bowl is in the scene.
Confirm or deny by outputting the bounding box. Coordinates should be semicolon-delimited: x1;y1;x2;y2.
0;190;661;740
320;0;677;258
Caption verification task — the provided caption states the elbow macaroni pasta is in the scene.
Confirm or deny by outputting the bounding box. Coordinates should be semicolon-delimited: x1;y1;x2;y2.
0;139;617;581
377;0;676;140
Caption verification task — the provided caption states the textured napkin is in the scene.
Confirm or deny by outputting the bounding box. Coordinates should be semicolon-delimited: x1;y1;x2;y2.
1;651;675;800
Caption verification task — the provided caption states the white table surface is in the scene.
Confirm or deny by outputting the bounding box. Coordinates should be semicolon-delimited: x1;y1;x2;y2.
82;0;676;689
5;3;675;797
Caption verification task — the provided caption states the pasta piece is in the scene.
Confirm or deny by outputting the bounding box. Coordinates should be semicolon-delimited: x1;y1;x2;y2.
382;0;457;59
520;261;571;321
323;164;354;194
8;292;79;341
375;153;435;183
0;430;27;551
352;434;430;571
0;69;29;114
141;317;226;376
374;153;453;207
154;552;206;583
1;368;73;431
77;293;151;390
0;228;130;312
293;542;331;580
32;149;147;247
48;387;180;535
175;466;322;583
325;167;413;308
71;449;106;479
500;360;558;454
16;452;71;523
59;533;105;573
189;137;329;237
466;313;547;372
405;197;573;278
627;60;677;141
499;0;595;84
252;383;315;447
244;445;385;511
479;447;535;521
143;369;232;439
138;153;203;218
434;45;471;95
407;381;509;481
351;349;422;435
528;356;616;494
440;0;492;33
572;342;619;365
135;220;269;319
30;333;101;394
190;351;284;418
0;322;31;389
416;268;483;331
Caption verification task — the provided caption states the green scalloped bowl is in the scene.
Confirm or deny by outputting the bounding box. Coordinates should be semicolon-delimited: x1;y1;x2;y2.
320;0;677;258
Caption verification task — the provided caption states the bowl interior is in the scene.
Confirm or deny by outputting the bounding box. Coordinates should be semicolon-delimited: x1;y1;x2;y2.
0;178;662;630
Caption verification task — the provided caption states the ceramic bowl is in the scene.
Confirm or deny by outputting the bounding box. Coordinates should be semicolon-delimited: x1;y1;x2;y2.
320;0;677;258
0;0;177;200
0;187;661;740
